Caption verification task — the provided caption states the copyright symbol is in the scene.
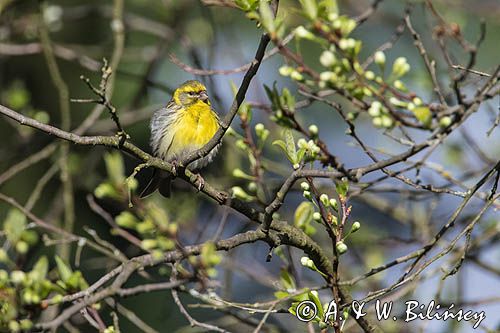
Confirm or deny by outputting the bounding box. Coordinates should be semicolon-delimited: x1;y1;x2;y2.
295;300;318;322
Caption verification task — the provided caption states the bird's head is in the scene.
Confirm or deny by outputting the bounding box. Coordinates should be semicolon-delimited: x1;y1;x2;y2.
173;80;210;107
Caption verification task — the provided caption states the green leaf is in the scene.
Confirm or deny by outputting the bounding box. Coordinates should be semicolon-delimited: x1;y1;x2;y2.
274;290;290;299
104;152;125;186
308;291;324;318
281;87;295;112
299;0;318;20
294;202;314;229
280;268;296;290
284;129;297;163
319;0;338;16
272;139;293;163
235;0;251;11
115;211;139;229
55;255;73;283
297;147;307;163
259;0;275;33
4;208;27;244
335;178;349;198
413;106;432;127
29;256;49;281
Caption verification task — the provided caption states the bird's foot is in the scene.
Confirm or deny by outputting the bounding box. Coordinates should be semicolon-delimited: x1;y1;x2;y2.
195;173;205;192
171;160;179;177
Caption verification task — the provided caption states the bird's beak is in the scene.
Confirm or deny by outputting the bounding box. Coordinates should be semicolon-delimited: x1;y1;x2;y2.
199;91;209;103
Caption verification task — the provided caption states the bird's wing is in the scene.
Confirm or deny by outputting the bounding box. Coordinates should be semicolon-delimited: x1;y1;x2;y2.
150;103;181;160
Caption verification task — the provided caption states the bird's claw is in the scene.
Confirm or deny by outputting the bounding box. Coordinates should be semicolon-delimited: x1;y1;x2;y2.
171;160;179;176
195;174;205;192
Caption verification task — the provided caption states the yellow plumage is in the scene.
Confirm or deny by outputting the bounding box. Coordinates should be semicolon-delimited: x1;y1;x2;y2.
161;99;219;160
141;80;220;198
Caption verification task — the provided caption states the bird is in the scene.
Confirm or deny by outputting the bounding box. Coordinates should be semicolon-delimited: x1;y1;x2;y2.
140;80;220;198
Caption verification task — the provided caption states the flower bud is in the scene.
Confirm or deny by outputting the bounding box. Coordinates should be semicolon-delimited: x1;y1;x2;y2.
394;80;405;90
20;319;33;330
439;116;452;128
368;101;382;117
300;182;310;191
8;321;20;333
290;70;304;81
313;212;322;221
255;123;265;134
231;186;252;201
328;13;338;22
389;97;407;108
329;198;338;210
372;117;383;127
392;57;410;77
319;71;335;82
320;194;329;206
235;139;247;150
295;26;315;40
351;221;361;233
247;182;257;193
141;239;158;250
297;138;308;149
0;249;8;262
300;256;311;267
364;70;375;80
308;124;319;136
320;50;336;67
279;66;294;77
374;51;386;66
339;38;356;50
412;97;423;106
232;168;251;179
381;116;394;128
336;241;348;255
11;270;26;284
15;241;29;254
303;190;312;200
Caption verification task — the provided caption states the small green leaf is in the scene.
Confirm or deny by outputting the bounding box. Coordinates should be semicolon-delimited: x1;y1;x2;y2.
115;211;139;229
296;147;307;163
55;255;73;283
280;268;296;290
335;178;349;198
294;202;314;229
4;208;27;244
272;139;294;163
274;290;290;299
235;0;251;11
104;152;125;186
284;129;297;163
308;291;324;318
29;256;48;281
259;0;275;33
319;0;338;16
299;0;318;20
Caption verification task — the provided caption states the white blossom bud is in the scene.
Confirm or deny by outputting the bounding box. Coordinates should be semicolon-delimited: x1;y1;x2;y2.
374;51;386;66
308;124;319;136
320;50;336;67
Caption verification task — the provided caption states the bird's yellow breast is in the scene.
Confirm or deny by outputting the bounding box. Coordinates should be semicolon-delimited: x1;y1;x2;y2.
167;101;219;158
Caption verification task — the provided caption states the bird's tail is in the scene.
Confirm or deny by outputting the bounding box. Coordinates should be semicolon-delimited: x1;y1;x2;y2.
140;169;172;198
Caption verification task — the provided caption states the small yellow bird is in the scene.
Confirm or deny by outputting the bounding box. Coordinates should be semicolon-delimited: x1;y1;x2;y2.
140;80;220;198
